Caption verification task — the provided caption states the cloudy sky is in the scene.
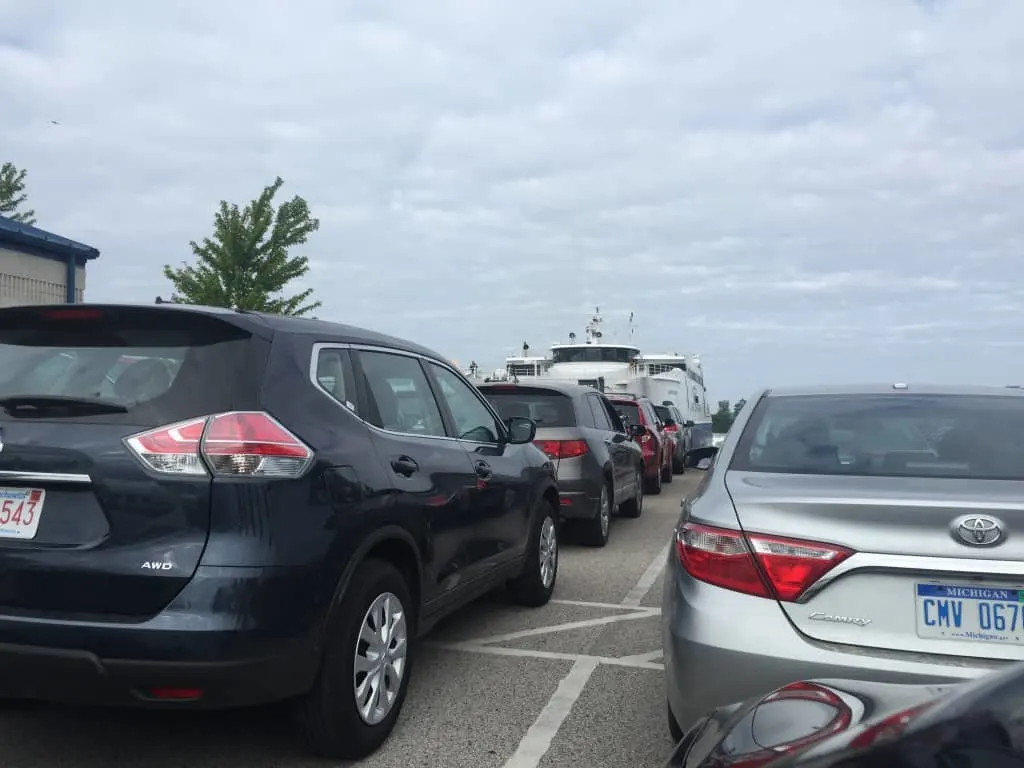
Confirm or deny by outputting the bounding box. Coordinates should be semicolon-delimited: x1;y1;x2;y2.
2;0;1023;402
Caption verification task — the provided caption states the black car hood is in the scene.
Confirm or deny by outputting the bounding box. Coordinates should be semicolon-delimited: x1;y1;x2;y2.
669;677;958;768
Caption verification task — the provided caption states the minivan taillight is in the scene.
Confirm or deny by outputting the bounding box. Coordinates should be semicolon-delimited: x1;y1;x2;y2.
675;522;852;602
534;439;588;459
124;411;313;478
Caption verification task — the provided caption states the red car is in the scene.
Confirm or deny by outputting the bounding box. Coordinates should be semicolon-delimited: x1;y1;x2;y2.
607;393;674;494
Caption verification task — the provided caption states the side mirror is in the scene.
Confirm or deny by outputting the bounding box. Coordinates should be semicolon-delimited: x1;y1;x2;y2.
506;416;537;445
628;423;646;440
684;445;719;469
685;420;696;428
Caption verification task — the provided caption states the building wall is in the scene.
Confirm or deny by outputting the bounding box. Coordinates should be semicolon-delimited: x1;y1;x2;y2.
0;247;87;307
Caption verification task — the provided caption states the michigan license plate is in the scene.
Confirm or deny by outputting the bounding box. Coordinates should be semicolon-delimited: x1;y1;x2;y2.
916;583;1024;645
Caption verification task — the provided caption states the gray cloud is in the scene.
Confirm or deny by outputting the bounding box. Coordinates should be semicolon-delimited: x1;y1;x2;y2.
2;0;1024;399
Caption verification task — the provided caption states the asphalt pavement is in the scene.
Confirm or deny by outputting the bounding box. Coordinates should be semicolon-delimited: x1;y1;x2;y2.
0;473;701;768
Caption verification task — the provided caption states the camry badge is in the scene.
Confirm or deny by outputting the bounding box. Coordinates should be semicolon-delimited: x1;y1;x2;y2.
952;514;1004;547
808;611;872;627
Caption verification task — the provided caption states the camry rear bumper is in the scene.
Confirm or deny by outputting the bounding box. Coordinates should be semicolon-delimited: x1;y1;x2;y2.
662;553;1001;731
0;565;322;708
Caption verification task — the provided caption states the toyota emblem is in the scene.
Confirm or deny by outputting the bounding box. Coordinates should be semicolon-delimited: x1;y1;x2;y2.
952;514;1004;547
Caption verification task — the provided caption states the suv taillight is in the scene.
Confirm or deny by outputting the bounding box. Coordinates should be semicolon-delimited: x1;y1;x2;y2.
124;411;313;478
675;522;852;602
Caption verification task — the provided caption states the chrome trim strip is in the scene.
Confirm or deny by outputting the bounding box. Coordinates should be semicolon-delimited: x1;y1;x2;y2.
309;341;508;446
800;551;1024;602
0;470;91;485
308;342;462;444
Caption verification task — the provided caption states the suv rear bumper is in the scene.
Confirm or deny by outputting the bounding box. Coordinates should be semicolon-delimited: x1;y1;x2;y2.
0;639;316;708
0;565;323;709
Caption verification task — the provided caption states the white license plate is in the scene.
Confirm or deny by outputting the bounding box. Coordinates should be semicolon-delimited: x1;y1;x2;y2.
916;583;1024;644
0;487;45;540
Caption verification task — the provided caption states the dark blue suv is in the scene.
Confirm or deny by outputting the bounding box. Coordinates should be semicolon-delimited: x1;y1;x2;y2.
0;303;559;759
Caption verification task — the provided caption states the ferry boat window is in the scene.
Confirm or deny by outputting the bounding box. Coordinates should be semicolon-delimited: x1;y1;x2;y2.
552;347;637;364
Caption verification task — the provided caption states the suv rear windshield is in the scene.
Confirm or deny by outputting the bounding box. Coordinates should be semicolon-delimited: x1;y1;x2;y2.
611;401;641;427
732;393;1024;480
481;388;575;427
0;307;260;424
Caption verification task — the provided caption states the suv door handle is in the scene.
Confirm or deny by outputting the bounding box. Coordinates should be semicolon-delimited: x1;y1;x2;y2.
390;456;419;477
474;460;493;480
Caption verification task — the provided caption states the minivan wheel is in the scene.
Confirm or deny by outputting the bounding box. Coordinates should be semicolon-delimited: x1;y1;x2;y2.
508;498;559;606
580;482;612;548
294;558;414;760
619;467;643;518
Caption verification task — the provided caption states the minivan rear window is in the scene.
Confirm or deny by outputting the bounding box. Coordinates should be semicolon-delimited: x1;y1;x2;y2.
0;307;261;424
482;389;575;427
732;393;1024;480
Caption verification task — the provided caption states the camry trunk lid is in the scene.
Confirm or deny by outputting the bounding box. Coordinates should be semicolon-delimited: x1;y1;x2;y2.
0;304;268;620
725;389;1024;663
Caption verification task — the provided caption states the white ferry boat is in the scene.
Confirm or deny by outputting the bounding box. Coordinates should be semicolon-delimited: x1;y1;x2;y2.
465;309;710;424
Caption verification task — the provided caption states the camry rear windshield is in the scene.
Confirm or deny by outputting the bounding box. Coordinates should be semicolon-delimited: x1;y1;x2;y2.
731;393;1024;480
654;405;673;424
611;401;641;427
0;308;260;424
482;389;575;427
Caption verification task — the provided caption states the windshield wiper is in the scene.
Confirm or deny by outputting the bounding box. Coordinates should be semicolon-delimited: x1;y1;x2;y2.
0;395;129;414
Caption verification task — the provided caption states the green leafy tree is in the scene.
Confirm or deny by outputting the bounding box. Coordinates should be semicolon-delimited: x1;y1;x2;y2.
711;400;733;433
0;162;37;225
163;177;321;316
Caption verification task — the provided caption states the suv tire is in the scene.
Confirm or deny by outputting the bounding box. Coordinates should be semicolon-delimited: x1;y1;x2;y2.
508;497;559;606
294;558;414;760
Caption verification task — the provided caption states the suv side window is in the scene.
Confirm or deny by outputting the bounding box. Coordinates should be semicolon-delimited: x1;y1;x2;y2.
426;362;502;444
313;347;356;411
602;398;626;432
355;351;446;437
588;394;612;431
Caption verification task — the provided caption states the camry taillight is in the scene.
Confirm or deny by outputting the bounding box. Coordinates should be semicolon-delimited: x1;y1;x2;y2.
124;411;313;478
675;522;852;602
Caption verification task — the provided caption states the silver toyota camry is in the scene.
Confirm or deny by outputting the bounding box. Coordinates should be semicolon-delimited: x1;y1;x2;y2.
663;383;1024;740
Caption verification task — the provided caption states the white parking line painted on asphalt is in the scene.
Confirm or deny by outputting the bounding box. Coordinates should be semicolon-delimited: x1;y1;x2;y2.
470;608;659;646
620;541;671;607
551;598;646;611
500;538;673;768
503;658;601;768
433;641;664;670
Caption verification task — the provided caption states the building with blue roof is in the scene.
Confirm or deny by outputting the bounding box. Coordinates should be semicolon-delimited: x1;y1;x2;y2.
0;215;100;306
